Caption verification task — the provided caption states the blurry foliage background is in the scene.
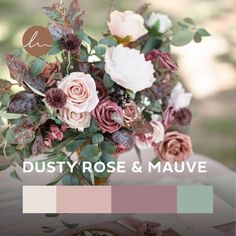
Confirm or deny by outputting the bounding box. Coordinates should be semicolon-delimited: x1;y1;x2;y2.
0;0;235;170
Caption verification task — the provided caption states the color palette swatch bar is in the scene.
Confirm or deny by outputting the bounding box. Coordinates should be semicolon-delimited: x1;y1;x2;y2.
22;185;213;214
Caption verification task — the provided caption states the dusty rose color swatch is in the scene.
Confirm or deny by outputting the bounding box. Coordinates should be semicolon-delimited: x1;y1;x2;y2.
56;186;112;213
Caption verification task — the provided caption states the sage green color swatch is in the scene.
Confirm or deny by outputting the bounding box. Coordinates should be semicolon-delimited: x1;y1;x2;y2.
177;185;213;213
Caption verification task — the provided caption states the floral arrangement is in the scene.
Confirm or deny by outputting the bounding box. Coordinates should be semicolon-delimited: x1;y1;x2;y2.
0;0;209;185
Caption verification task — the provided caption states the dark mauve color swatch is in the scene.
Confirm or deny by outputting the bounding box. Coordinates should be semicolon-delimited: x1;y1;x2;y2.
112;185;177;213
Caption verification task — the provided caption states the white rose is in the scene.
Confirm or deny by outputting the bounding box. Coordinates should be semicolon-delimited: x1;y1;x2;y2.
57;72;99;113
108;10;148;42
169;82;192;111
58;107;91;131
135;114;165;149
146;13;172;34
105;44;155;92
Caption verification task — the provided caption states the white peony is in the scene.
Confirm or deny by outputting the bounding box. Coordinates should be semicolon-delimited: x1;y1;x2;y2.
108;10;148;42
169;82;192;111
58;108;91;131
105;44;155;92
146;13;172;34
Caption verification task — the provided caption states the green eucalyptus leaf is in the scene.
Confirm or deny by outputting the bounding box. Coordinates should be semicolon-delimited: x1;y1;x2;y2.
148;21;163;37
92;133;104;144
0;110;23;119
76;31;91;46
81;144;102;162
171;29;193;46
87;118;100;134
197;28;210;37
103;74;114;89
183;17;195;26
100;141;116;154
100;153;116;164
94;45;106;56
15;153;24;168
148;100;162;113
0;162;11;171
99;36;117;46
143;37;162;52
62;174;80;185
193;31;202;43
48;40;62;55
177;21;189;29
79;45;89;61
53;136;75;153
31;58;46;76
10;169;23;182
66;139;85;152
1;93;10;106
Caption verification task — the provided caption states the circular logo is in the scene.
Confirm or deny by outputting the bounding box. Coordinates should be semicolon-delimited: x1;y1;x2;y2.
22;26;53;56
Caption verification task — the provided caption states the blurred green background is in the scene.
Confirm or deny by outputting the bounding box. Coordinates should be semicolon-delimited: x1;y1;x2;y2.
0;0;235;170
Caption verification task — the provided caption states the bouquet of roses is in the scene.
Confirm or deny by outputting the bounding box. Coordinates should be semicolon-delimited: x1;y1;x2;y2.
0;0;209;185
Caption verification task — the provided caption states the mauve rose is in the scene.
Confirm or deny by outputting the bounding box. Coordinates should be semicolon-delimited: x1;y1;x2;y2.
58;107;91;131
92;99;124;133
124;101;139;127
95;79;107;101
57;72;99;113
145;49;177;73
156;131;192;163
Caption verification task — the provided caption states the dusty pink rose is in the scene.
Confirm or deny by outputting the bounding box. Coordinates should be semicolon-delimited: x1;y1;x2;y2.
108;10;148;42
145;49;177;72
57;72;99;113
58;107;91;131
156;131;192;163
92;99;124;133
135;115;165;149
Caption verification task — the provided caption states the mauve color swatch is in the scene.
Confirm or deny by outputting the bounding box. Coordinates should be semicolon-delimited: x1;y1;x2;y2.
22;185;213;214
112;186;177;213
